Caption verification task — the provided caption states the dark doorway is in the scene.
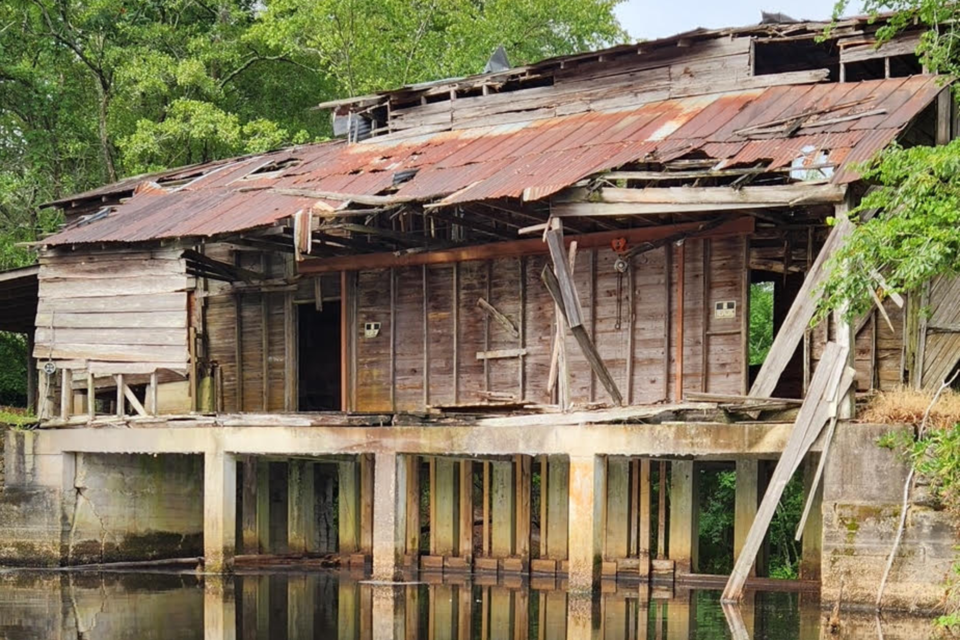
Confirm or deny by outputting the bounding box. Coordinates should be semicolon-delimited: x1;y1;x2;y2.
298;302;342;411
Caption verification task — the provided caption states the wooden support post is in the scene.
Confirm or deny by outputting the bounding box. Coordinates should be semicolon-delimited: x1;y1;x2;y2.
87;371;95;420
734;459;759;578
799;456;823;580
630;459;640;557
404;455;421;563
539;456;549;559
360;453;374;555
741;237;750;395
589;249;598;403
115;374;124;417
668;461;698;574
256;459;271;553
545;456;569;561
639;459;651;576
604;457;630;562
459;460;474;563
657;461;667;560
432;457;457;557
626;261;635;404
490;460;515;557
483;461;491;558
516;455;531;567
288;460;316;555
25;333;36;414
240;457;260;555
339;459;360;554
60;368;72;420
149;371;158;416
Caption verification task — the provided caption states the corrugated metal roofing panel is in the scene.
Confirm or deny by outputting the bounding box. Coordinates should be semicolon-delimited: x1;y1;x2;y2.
42;76;945;246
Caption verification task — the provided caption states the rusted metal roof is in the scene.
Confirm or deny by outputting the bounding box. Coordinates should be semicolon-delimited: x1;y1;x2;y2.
42;76;945;247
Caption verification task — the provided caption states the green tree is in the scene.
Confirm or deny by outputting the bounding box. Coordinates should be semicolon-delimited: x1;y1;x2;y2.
819;0;960;319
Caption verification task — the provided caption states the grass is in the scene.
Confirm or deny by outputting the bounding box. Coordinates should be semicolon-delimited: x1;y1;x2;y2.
0;406;37;428
860;386;960;429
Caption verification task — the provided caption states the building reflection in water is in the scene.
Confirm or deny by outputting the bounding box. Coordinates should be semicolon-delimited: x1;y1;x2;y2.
0;570;935;640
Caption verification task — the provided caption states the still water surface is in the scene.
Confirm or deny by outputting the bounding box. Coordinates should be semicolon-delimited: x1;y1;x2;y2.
0;570;938;639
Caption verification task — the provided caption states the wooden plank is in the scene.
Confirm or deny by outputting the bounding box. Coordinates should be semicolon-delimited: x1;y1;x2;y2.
38;275;188;299
423;265;430;409
540;263;623;405
35;344;189;363
476;348;528;360
299;218;755;273
545;228;584;329
452;264;459;405
722;342;849;602
60;368;72;420
37;292;186;314
676;242;685;402
477;297;519;338
459;460;473;562
149;371;158;416
123;384;149;417
116;374;124;417
840;33;921;64
34;311;186;330
35;328;186;347
701;239;711;393
597;184;846;206
87;371;96;419
234;291;244;411
749;217;853;397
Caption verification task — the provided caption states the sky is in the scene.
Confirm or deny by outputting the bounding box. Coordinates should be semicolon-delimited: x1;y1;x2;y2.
614;0;866;40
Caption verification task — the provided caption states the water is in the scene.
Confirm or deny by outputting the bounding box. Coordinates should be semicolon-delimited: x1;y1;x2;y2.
0;570;938;639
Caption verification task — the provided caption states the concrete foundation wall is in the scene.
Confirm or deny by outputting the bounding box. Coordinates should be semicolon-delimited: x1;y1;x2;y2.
0;431;203;566
67;453;203;564
822;423;956;613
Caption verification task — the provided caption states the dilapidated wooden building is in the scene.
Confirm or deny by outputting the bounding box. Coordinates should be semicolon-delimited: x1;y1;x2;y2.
2;13;958;614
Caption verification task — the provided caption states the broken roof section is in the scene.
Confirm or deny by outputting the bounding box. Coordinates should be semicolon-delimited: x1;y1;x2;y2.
40;74;945;247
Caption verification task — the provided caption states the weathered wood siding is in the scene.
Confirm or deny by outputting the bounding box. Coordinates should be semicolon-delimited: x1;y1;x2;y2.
34;248;190;373
386;39;755;137
921;275;960;387
350;235;748;411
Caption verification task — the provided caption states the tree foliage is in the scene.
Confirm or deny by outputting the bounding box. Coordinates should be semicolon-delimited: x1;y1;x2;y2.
0;0;627;269
819;0;960;319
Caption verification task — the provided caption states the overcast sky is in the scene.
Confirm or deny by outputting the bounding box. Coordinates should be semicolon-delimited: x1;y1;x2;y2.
614;0;866;40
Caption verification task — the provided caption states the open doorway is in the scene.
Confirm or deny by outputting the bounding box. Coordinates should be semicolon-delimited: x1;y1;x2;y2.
298;302;342;411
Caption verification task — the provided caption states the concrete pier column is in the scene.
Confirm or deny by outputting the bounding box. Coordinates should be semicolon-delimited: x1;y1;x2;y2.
800;455;823;580
668;461;699;574
371;584;403;640
204;449;237;573
734;459;759;577
567;455;602;593
372;451;400;581
287;460;316;555
204;575;237;640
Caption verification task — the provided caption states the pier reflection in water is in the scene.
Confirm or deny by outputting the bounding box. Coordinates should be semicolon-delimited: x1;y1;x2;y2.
0;570;936;639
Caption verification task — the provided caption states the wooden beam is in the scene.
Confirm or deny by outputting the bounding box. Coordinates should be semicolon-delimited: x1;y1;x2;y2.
476;348;528;360
596;184;846;206
477;298;519;338
545;228;584;329
273;187;422;207
299;218;755;274
723;342;852;602
123;383;149;418
60;368;72;420
541;264;623;405
749;216;853;398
